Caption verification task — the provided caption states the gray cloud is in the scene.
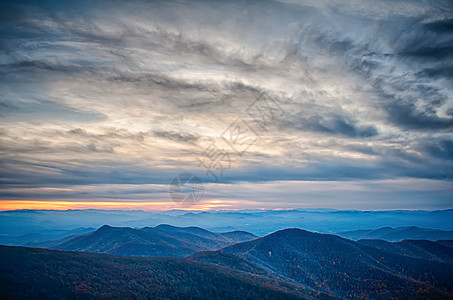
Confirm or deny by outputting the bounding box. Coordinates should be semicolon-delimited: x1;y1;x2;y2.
0;0;452;209
153;130;199;144
281;112;379;138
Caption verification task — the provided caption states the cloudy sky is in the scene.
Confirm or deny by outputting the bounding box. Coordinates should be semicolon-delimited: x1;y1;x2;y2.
0;0;452;211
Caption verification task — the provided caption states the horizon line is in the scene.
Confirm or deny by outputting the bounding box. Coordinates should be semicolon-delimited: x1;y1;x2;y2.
2;208;453;213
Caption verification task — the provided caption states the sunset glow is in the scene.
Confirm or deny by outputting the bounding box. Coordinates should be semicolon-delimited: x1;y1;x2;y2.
0;199;247;211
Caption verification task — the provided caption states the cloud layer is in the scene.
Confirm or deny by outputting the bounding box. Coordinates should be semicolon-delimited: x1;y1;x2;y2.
0;0;452;209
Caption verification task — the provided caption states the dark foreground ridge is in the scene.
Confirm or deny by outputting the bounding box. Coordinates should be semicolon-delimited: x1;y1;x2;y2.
0;245;332;300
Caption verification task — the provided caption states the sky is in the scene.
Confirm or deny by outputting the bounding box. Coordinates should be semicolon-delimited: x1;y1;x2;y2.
0;0;452;211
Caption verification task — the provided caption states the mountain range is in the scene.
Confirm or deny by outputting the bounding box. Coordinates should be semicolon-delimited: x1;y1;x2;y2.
211;228;453;299
337;226;453;241
2;209;453;245
51;224;256;257
2;225;453;299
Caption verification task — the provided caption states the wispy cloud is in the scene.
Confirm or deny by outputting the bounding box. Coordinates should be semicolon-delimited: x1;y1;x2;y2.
0;0;452;210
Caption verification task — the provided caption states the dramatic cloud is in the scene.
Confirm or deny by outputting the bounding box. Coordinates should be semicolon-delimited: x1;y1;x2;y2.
0;0;452;210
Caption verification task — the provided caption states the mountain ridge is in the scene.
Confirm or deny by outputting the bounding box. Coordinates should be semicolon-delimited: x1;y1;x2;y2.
0;245;332;300
214;228;453;299
52;224;257;258
337;226;453;241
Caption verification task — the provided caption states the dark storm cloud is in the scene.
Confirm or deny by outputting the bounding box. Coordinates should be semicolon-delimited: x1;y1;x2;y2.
281;113;378;138
384;100;453;131
425;18;453;33
418;139;453;161
418;67;453;79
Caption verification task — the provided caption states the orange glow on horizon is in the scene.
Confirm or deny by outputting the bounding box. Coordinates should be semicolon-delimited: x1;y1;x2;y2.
0;199;247;211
